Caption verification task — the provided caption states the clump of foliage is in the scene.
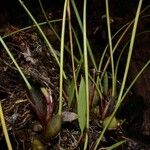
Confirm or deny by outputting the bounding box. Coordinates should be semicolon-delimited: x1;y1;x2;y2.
0;0;150;149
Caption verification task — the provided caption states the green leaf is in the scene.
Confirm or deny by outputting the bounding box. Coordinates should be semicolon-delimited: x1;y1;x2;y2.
66;79;75;108
102;116;119;130
106;140;126;150
103;71;108;95
78;77;87;133
65;65;81;108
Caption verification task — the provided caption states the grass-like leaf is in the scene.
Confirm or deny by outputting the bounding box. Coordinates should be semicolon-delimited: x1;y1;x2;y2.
0;103;12;150
2;19;62;39
105;0;115;97
18;0;67;79
71;0;97;69
106;140;126;150
0;37;32;90
58;0;68;115
94;0;143;149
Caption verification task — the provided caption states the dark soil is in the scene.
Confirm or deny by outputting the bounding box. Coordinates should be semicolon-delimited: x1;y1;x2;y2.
0;0;150;149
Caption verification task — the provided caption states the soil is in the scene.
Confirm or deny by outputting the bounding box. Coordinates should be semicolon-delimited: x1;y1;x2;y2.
0;0;150;149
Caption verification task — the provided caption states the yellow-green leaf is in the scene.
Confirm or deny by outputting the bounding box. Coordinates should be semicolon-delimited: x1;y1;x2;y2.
103;71;108;95
78;77;87;133
102;116;119;130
